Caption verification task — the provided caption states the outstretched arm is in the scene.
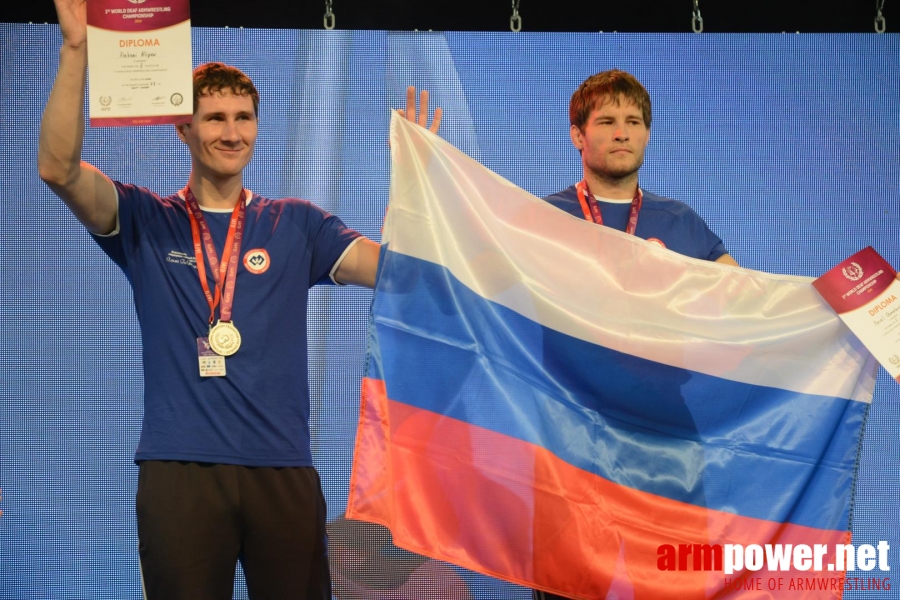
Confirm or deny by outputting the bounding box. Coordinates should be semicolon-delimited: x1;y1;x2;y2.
715;253;739;266
37;0;117;235
333;86;442;288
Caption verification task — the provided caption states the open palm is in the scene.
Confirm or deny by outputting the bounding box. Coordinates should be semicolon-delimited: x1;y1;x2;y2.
54;0;88;47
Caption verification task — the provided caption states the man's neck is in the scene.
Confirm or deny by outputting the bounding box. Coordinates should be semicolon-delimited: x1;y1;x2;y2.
582;171;639;200
187;173;245;209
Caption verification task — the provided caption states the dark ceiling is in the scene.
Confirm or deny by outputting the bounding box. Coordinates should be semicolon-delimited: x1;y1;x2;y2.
4;1;896;33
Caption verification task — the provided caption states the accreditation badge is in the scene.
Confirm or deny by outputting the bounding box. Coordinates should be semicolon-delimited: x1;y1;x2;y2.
197;337;226;377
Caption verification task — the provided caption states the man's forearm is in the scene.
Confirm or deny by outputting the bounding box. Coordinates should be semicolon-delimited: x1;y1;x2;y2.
38;43;88;187
37;38;117;235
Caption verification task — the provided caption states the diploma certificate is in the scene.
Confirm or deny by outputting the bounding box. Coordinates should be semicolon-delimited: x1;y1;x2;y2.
813;247;900;384
86;0;193;127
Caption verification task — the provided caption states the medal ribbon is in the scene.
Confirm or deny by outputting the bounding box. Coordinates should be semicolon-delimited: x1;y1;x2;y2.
575;180;643;235
185;188;246;326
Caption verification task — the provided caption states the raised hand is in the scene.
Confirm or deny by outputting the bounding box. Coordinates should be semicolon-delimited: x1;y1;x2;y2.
54;0;88;48
401;86;443;135
39;0;118;235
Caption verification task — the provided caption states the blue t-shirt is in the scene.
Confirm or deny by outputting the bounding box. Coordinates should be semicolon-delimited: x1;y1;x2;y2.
543;185;727;261
93;183;361;467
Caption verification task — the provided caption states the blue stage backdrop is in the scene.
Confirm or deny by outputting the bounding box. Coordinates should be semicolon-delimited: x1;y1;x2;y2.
0;25;898;599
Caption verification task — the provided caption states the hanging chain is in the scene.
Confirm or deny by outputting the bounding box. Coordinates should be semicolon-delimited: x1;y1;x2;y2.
875;0;886;33
510;0;522;32
692;0;704;33
324;0;335;30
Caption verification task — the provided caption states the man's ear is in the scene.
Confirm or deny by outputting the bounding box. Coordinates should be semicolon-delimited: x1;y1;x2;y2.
570;124;584;151
175;122;190;144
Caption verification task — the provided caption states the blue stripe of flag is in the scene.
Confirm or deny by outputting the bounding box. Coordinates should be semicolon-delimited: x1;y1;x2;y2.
370;250;867;531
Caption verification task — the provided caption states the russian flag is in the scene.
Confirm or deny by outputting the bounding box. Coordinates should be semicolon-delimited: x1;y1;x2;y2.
346;115;878;599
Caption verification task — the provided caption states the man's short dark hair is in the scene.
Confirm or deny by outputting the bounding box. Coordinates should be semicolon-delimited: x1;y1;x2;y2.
192;62;260;117
570;69;652;130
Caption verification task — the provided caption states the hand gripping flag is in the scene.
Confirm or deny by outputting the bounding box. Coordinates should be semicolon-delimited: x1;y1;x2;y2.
347;114;879;599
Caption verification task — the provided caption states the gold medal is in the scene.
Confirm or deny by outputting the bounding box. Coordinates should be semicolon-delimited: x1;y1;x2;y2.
208;320;241;356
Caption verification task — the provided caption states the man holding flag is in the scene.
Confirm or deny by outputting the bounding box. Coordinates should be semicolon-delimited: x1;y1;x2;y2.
534;68;738;600
533;69;739;598
348;69;875;599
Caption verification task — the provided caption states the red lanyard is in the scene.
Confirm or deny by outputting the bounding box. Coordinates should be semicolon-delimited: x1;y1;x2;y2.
184;188;246;326
575;180;643;235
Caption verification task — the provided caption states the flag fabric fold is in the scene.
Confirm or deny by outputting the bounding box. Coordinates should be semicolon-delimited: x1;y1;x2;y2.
346;114;878;599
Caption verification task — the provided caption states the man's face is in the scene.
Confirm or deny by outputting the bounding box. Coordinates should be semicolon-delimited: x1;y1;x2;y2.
177;91;257;181
570;96;649;182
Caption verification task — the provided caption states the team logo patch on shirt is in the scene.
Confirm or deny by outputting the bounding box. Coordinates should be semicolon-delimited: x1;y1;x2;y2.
243;249;270;274
647;237;667;249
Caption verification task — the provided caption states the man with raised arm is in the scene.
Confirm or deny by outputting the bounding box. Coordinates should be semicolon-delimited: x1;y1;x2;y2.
37;1;439;598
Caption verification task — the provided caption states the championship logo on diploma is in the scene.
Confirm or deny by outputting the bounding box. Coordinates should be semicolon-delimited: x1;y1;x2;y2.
813;247;900;384
86;0;193;127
